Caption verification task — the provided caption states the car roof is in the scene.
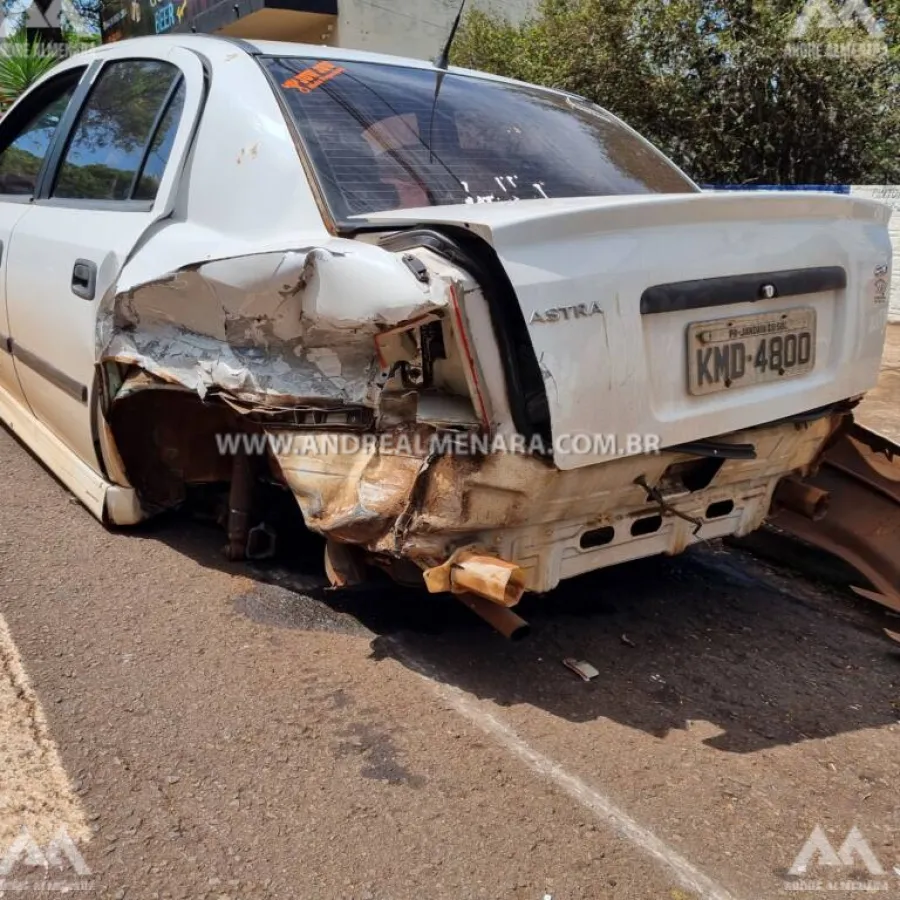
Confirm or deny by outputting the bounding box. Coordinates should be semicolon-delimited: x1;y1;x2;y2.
244;37;461;70
79;33;555;93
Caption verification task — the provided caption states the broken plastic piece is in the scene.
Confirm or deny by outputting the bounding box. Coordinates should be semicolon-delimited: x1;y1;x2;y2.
562;658;599;682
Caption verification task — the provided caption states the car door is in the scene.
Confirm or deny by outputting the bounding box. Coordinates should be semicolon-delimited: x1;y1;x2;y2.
0;66;87;414
6;46;206;470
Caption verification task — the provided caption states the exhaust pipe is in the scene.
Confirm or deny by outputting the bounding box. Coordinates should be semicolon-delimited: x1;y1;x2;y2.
455;592;531;641
774;477;830;521
225;448;254;560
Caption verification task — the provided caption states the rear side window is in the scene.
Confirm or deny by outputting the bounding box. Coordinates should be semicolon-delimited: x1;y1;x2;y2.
0;71;82;196
133;81;186;200
54;60;183;202
262;57;696;221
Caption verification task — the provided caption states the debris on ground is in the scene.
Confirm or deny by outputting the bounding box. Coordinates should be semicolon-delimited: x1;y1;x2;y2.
562;658;599;682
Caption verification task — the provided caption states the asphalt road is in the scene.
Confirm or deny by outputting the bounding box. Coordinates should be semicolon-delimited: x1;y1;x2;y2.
0;327;898;900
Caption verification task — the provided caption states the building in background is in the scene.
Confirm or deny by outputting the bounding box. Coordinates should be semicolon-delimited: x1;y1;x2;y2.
101;0;535;60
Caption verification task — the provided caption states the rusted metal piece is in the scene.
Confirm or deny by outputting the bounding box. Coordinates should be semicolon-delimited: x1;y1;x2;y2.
451;554;527;606
423;547;527;607
772;477;830;521
770;420;900;613
226;449;254;561
820;423;900;501
324;539;367;587
455;592;531;641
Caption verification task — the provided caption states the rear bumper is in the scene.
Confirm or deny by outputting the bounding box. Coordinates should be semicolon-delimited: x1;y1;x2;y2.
272;413;837;593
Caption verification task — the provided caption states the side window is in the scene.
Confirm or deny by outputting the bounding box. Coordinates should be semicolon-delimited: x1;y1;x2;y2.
0;70;83;197
54;60;183;203
133;81;186;201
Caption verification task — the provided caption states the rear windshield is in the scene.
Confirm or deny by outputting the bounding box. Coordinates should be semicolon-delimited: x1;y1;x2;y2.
262;57;697;221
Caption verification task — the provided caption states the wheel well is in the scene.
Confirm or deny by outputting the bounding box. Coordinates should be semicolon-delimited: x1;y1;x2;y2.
107;385;260;513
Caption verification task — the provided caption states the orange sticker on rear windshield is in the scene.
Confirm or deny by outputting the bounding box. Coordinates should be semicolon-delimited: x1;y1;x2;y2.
282;61;346;93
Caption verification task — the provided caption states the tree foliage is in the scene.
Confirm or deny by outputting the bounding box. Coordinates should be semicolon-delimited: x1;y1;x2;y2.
453;0;900;184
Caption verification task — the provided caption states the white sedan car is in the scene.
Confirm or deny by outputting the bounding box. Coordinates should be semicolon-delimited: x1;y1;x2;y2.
0;35;896;632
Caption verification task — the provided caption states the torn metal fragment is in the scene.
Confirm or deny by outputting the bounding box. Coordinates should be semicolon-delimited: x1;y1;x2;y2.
562;659;600;682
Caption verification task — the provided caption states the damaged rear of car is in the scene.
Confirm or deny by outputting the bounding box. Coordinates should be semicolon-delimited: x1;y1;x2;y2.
91;40;899;630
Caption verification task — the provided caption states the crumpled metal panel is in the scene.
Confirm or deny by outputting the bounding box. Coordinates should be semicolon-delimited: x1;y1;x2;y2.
99;242;459;408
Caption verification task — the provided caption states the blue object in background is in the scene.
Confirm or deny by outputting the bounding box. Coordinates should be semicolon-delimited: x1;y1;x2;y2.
703;184;851;193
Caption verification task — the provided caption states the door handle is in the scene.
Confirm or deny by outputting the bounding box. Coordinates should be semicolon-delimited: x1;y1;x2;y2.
71;259;97;300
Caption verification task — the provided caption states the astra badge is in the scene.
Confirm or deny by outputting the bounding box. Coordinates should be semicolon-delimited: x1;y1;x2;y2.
530;301;603;324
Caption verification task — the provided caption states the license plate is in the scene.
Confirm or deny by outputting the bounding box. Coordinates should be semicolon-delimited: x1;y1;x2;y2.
687;308;817;396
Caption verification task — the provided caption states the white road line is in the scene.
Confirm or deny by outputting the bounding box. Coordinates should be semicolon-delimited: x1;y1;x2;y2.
400;648;741;900
0;613;88;848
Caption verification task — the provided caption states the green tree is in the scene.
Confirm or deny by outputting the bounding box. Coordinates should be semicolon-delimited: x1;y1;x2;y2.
453;0;899;185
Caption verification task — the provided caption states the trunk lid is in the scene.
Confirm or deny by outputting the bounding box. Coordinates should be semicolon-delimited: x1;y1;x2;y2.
359;192;893;469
